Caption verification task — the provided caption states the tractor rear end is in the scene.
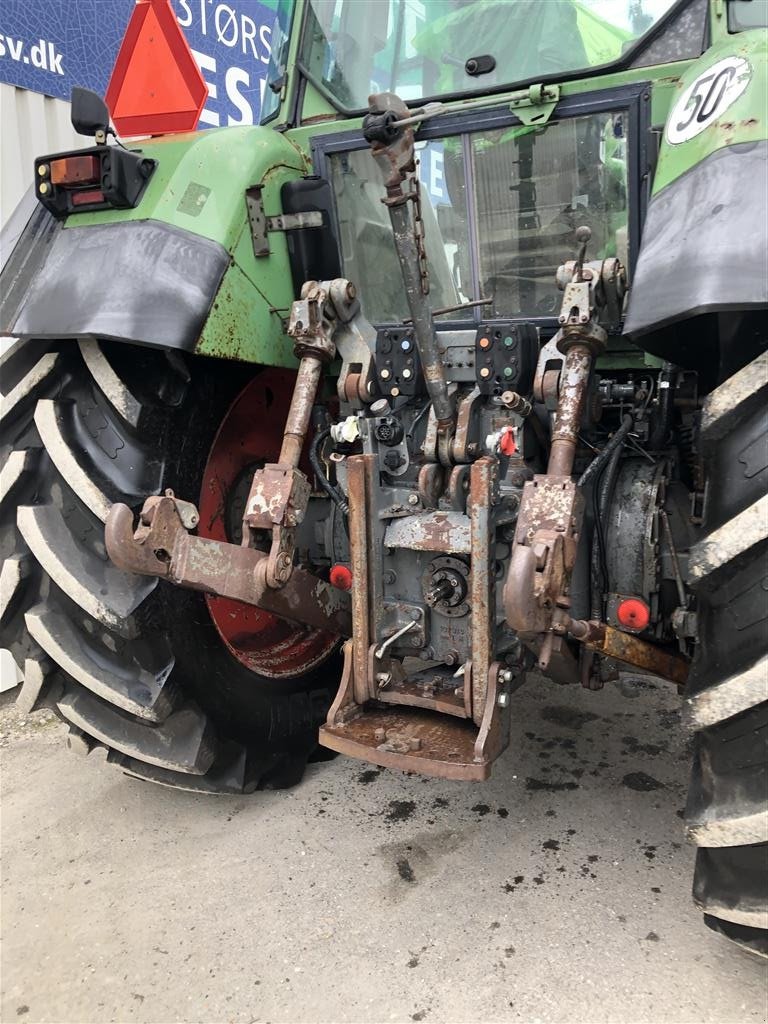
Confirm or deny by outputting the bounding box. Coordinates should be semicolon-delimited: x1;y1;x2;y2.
1;0;766;956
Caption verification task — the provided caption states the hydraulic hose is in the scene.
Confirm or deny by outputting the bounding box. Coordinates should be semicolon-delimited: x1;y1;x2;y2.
594;433;627;594
577;413;633;489
648;362;675;450
582;429;627;689
310;428;349;514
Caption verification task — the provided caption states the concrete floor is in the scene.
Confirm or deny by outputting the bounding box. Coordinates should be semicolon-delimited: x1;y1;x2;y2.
1;677;765;1024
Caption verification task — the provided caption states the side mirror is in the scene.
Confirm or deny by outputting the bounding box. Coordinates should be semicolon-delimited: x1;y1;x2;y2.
71;87;111;138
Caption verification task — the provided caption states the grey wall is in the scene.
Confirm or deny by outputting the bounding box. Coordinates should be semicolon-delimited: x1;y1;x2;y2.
1;85;79;688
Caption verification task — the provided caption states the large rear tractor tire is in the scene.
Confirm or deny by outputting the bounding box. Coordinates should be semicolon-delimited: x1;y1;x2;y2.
0;339;341;793
683;350;768;956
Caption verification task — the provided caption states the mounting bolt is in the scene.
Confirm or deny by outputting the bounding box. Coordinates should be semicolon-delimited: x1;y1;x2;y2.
497;692;510;708
376;671;392;688
374;728;386;742
500;669;514;684
408;493;420;506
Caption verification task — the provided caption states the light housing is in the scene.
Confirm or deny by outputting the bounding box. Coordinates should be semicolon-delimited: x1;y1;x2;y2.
35;145;156;219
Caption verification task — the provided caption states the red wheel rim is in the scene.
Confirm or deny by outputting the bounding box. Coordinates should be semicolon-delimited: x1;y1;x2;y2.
198;369;340;679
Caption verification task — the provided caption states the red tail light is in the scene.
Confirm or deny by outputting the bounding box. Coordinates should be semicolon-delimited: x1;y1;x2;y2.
35;145;156;219
71;189;106;207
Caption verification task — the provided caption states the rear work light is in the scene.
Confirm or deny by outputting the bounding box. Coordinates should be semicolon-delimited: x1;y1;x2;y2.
35;145;156;219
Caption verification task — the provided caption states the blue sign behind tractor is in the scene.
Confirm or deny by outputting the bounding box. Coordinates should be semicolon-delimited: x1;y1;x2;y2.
0;0;277;126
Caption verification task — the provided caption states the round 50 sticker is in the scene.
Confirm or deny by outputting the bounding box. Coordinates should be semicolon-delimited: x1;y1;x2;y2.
666;56;752;145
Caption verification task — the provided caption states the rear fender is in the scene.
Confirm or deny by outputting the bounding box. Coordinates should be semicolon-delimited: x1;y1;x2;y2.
624;29;768;359
0;126;312;368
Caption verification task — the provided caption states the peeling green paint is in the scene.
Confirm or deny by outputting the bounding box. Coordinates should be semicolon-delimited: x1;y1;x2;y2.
652;29;768;195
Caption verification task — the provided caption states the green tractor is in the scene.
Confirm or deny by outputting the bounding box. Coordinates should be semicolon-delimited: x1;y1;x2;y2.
1;0;766;955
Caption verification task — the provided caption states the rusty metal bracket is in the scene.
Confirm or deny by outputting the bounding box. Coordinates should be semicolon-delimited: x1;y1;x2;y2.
317;451;511;780
243;280;344;589
332;285;378;409
246;279;378;591
244;463;312;589
533;336;564;411
469;457;496;725
319;645;510;781
504;477;584;637
451;386;482;463
245;186;323;259
105;494;351;637
267;212;323;232
346;454;375;706
566;616;689;685
244;464;312;532
502;235;626;682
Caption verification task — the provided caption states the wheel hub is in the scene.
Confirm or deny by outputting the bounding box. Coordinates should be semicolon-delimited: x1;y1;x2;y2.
198;370;339;679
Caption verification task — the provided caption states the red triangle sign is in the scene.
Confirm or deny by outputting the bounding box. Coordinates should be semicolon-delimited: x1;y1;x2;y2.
105;0;207;137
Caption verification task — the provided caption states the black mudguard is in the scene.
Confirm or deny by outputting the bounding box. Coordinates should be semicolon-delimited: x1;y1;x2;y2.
1;195;228;352
625;140;768;361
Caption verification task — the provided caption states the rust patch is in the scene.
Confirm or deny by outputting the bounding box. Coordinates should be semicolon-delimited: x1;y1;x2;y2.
105;495;351;636
320;705;492;781
566;617;689;685
469;458;494;725
383;512;471;555
347;455;375;705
